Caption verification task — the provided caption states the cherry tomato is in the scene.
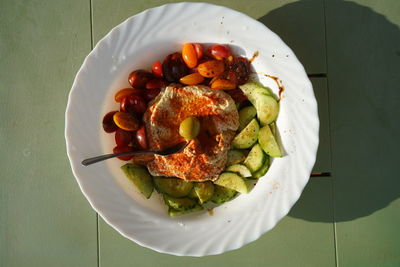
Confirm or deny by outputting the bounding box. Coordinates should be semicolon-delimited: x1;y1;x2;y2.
182;43;198;68
128;70;153;88
136;126;148;150
162;52;188;82
151;61;163;78
120;94;147;114
143;88;161;102
113;145;134;161
102;111;118;133
226;88;248;103
145;78;168;89
197;60;225;78
114;88;143;102
179;73;204;85
113;112;139;131
208;44;232;59
210;79;237;90
193;43;203;59
115;128;133;146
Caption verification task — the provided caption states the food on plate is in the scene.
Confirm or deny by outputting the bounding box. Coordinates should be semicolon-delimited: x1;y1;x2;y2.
101;43;282;216
144;84;239;181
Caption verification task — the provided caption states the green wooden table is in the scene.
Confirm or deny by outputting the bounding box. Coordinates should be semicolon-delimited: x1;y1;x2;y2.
1;0;399;266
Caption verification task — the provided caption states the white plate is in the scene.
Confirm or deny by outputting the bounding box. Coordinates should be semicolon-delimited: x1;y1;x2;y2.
65;2;319;256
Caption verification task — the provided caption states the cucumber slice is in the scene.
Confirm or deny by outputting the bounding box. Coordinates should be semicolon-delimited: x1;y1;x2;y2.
153;177;193;197
232;118;259;149
194;181;214;203
163;195;198;211
239;82;279;125
244;144;266;173
270;122;277;137
258;125;282;157
121;163;154;199
214;172;249;194
168;205;204;217
226;149;248;166
187;187;198;199
252;156;270;178
238;106;257;131
210;185;238;204
226;164;252;177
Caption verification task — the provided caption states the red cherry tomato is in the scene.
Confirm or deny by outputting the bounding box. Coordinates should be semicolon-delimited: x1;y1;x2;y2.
136;126;148;150
113;145;134;161
115;128;133;146
145;78;168;89
226;88;248;103
102;111;118;133
193;43;204;59
143;88;161;102
128;70;153;88
208;44;232;59
120;94;147;114
151;61;163;78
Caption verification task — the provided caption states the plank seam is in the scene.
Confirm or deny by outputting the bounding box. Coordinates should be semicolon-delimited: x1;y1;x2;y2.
89;1;98;266
322;0;338;266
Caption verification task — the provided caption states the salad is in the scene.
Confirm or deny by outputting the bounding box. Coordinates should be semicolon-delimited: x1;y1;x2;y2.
102;43;282;216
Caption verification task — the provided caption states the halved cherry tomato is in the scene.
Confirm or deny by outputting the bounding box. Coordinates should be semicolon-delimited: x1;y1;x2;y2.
136;126;148;150
120;94;147;114
113;112;139;131
114;88;143;103
115;128;133;146
151;61;163;78
193;43;203;59
182;43;198;68
208;44;232;59
113;145;134;161
179;73;205;85
143;88;161;101
102;111;118;133
197;60;225;78
145;78;168;89
211;79;237;90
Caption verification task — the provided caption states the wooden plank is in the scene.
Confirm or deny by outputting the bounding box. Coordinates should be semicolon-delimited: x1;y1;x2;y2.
91;0;326;74
0;1;98;266
99;179;335;266
310;77;332;173
325;0;400;266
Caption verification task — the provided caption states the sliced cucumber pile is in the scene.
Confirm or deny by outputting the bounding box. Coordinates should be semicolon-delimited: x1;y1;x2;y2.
239;82;279;126
120;81;282;217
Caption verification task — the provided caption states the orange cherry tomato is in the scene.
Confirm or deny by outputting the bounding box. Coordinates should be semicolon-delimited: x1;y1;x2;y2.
113;112;140;131
197;60;225;78
210;79;237;90
182;43;198;68
114;88;143;102
179;73;205;85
